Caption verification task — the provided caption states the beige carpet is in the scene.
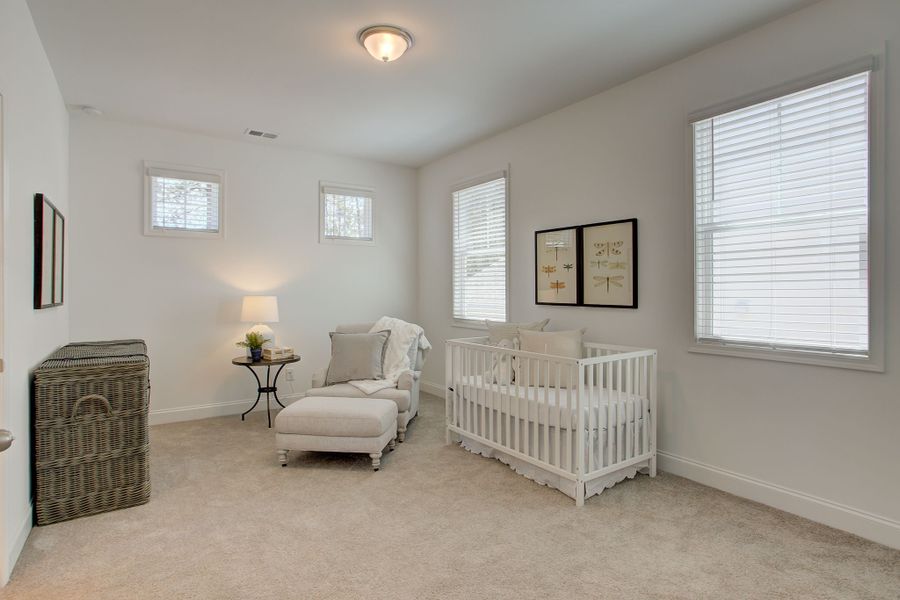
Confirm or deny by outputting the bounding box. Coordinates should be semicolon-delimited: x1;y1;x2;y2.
5;393;898;600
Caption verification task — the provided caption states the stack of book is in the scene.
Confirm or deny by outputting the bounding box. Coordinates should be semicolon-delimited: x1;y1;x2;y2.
263;346;294;360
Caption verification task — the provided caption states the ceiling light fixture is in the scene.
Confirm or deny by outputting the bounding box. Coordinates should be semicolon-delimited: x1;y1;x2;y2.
357;25;413;63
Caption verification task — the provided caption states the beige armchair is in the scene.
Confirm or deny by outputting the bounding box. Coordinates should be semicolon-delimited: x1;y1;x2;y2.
307;323;428;442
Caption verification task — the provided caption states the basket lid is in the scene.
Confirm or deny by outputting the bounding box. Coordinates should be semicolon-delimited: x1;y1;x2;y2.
37;339;148;371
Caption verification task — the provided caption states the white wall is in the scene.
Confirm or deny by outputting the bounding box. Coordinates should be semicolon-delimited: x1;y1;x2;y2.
0;0;70;584
417;0;900;547
68;117;417;423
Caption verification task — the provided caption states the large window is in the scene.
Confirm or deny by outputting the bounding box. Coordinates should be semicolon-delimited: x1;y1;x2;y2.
320;183;374;244
144;162;224;237
452;171;508;323
692;69;871;361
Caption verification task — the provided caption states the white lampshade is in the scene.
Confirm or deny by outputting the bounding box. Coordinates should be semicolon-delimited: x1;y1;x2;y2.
241;296;279;323
358;25;413;63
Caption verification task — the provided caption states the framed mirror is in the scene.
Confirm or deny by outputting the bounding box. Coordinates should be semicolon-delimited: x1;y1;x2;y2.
33;193;65;309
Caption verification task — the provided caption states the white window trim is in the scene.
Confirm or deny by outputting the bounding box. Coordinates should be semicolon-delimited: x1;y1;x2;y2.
686;54;886;372
450;167;510;328
143;161;226;239
318;181;375;246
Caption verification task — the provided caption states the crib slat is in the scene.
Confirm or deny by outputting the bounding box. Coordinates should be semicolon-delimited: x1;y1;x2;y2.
451;345;458;430
514;352;520;452
498;354;506;450
565;365;571;472
535;359;541;461
616;360;623;464
489;349;495;443
538;360;550;462
587;363;595;473
625;358;632;459
632;358;639;459
606;361;614;467
473;348;478;437
555;362;562;469
473;348;479;438
524;357;531;458
461;347;468;434
642;355;649;456
633;358;639;459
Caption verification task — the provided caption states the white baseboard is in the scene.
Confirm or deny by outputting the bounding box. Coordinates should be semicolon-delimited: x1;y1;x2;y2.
149;393;304;426
3;502;32;586
421;380;444;398
658;451;900;549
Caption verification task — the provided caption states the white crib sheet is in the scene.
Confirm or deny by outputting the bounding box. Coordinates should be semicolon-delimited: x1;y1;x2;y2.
455;375;648;430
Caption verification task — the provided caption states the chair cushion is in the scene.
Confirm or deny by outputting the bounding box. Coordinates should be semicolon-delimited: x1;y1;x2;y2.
325;330;391;385
305;384;411;412
276;397;397;438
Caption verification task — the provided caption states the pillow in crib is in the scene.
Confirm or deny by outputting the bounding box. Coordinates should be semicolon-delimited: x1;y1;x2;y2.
484;338;517;385
517;329;585;388
484;318;549;345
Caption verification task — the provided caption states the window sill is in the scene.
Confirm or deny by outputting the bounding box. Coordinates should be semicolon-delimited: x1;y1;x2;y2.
451;320;488;331
143;228;224;240
319;237;375;246
688;343;883;373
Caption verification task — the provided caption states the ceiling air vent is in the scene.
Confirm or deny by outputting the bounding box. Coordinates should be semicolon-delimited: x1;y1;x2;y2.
244;128;279;140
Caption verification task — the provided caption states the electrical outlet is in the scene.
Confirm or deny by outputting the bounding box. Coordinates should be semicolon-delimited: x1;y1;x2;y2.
285;369;294;382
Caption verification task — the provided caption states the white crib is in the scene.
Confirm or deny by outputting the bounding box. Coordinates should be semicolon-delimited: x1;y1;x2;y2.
445;337;657;505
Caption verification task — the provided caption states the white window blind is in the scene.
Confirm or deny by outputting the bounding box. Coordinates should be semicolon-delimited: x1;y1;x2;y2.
320;185;374;242
146;164;222;235
452;173;508;322
693;70;870;357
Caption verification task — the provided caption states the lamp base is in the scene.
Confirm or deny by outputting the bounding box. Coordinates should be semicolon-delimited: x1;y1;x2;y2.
246;324;276;357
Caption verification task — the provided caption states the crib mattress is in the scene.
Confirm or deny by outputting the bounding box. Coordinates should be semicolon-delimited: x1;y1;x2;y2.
454;375;648;430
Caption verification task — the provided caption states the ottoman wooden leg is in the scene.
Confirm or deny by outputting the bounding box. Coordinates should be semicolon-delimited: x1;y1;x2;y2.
388;438;397;451
369;452;382;471
277;449;288;467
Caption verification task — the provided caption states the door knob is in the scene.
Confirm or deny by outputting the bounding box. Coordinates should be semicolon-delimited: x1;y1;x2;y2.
0;429;14;452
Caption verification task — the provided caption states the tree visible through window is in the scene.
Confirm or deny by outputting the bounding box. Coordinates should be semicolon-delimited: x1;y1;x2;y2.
320;184;374;242
144;162;223;237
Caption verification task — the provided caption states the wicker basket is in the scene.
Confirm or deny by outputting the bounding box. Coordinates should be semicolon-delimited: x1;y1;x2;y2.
33;340;150;525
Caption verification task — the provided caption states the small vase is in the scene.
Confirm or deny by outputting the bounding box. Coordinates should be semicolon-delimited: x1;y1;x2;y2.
250;348;263;362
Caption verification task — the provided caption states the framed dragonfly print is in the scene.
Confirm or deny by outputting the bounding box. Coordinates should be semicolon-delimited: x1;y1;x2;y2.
581;218;637;308
535;226;579;305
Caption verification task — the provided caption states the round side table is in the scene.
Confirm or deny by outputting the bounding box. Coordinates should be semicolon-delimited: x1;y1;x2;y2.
232;355;301;428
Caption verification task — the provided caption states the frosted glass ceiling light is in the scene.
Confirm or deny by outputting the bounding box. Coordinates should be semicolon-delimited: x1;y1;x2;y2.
358;25;413;63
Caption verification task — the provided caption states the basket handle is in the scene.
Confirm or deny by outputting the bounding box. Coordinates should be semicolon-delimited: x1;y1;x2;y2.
71;394;113;419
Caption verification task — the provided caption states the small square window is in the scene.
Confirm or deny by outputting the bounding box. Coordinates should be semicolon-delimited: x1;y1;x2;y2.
319;182;374;244
144;161;224;238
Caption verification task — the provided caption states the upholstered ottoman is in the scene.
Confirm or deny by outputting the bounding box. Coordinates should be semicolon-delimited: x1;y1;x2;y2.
275;397;398;470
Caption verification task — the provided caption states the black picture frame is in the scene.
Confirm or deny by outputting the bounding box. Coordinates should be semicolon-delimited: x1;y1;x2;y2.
579;218;638;309
534;225;581;306
34;193;65;309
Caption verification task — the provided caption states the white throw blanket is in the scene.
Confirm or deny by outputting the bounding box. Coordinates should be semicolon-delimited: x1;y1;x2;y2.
348;316;430;395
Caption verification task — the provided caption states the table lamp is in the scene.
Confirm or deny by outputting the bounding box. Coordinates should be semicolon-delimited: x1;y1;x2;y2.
241;295;279;346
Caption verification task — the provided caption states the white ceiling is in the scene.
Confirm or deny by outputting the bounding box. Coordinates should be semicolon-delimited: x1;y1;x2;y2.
27;0;816;167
